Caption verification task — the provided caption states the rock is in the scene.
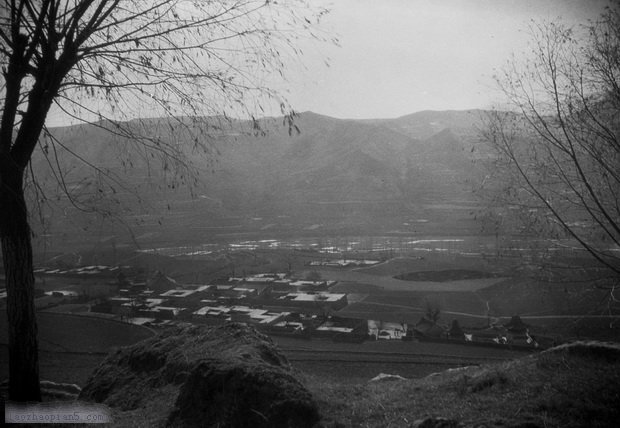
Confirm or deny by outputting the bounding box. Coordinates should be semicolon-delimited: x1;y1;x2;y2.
79;323;320;428
368;373;408;382
168;359;318;428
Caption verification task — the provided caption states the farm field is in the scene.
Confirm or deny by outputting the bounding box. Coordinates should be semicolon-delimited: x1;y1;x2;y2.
0;312;154;353
354;256;507;277
478;277;616;316
0;310;530;388
359;291;487;314
273;336;531;383
313;251;620;340
337;306;490;326
0;346;105;386
273;336;526;359
0;312;154;385
2;238;619;393
326;262;502;325
313;268;507;292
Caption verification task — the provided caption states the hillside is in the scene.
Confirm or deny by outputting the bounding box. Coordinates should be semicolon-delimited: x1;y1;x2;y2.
5;326;617;428
309;341;620;428
28;110;491;253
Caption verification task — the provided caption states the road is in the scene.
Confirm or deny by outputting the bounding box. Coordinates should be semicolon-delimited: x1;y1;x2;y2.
344;301;620;321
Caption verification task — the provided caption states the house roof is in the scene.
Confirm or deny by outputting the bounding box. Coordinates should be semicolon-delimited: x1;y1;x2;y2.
280;292;346;302
160;289;196;298
148;271;178;291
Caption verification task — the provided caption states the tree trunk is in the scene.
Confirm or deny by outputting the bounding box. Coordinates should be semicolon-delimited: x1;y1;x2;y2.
0;157;41;402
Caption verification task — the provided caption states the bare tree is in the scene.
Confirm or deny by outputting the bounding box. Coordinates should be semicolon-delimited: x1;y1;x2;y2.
423;296;441;324
305;269;322;282
482;6;620;278
0;0;330;401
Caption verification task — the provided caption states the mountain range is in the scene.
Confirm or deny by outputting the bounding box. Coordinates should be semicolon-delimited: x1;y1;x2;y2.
31;110;495;250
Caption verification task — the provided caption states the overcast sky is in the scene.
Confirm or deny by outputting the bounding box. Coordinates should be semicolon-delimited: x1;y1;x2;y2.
43;0;611;126
283;0;611;119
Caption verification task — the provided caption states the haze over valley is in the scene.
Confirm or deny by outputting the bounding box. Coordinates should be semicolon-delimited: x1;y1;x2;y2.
32;110;492;253
15;108;618;342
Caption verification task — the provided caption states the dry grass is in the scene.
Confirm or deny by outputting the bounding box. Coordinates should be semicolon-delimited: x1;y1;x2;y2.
4;339;618;427
303;341;620;428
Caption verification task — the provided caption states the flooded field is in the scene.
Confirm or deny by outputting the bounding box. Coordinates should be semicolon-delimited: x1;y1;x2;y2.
136;234;599;261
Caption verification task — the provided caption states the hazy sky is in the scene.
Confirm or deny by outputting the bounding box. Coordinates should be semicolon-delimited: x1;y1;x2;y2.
43;0;611;126
283;0;611;119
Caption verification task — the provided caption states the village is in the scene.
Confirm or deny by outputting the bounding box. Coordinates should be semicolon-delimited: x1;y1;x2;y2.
13;260;544;350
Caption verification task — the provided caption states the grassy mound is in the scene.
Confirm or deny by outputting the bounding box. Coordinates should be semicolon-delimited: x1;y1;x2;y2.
79;323;320;428
307;341;620;427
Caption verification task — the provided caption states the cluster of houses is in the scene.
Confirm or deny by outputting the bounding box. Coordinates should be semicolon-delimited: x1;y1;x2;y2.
83;270;545;348
9;264;546;349
91;270;428;342
90;271;366;338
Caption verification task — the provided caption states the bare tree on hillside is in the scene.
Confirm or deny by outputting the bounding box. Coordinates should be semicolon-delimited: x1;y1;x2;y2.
482;6;620;279
0;0;331;401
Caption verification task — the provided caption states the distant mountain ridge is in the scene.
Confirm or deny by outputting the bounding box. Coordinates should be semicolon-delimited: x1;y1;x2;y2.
32;109;492;249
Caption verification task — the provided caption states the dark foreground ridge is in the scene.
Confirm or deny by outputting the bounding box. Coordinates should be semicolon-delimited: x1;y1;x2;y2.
79;323;320;428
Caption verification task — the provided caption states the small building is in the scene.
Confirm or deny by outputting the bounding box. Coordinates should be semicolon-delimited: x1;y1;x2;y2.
368;320;407;340
270;320;305;333
244;276;275;284
122;298;165;308
289;280;327;289
210;281;273;297
159;289;197;299
229;306;287;325
276;292;348;311
192;304;231;320
412;317;447;339
147;271;179;293
314;316;368;341
46;290;79;298
138;306;185;320
192;304;287;325
232;287;258;297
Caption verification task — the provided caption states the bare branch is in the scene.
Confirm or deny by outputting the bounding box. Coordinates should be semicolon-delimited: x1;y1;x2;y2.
483;7;620;275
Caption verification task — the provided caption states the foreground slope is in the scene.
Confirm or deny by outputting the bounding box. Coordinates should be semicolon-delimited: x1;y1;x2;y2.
309;341;620;428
